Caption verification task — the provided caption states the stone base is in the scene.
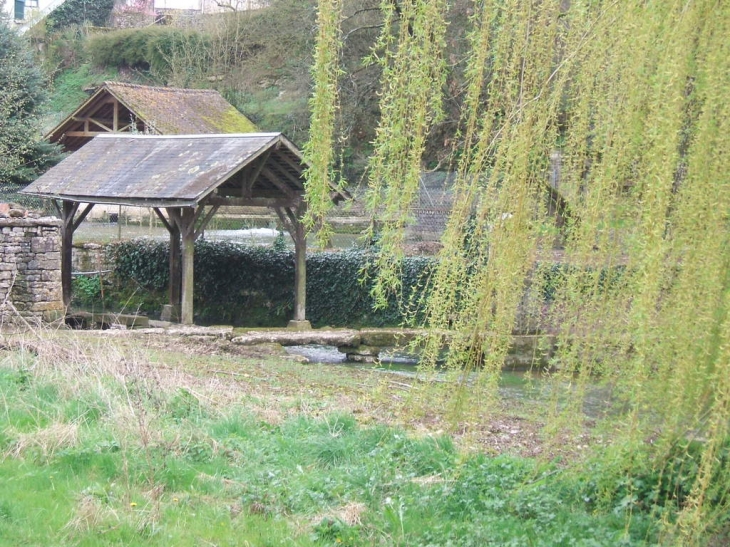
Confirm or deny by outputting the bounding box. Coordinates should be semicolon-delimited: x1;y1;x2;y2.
160;304;180;322
287;320;312;331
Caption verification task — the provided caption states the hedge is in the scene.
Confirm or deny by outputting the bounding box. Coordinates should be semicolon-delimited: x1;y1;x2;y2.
106;240;434;328
87;26;210;76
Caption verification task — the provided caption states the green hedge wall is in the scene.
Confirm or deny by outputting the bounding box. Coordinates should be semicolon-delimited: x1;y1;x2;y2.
87;27;210;76
106;240;434;328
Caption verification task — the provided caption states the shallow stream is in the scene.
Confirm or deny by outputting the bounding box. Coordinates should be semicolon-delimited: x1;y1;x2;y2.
284;344;613;419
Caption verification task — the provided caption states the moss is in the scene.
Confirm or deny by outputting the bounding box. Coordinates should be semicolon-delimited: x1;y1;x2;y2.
202;105;257;133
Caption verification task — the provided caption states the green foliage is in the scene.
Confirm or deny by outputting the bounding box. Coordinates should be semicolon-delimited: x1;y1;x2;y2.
106;239;433;327
71;275;102;307
48;63;119;118
272;229;287;252
46;0;115;31
86;26;210;80
107;239;169;292
301;0;343;246
0;20;63;185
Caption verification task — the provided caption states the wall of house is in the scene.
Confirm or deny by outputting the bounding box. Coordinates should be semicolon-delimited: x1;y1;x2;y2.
0;218;64;325
3;0;65;24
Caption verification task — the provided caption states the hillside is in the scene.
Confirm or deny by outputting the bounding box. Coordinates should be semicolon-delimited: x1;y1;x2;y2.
35;0;473;185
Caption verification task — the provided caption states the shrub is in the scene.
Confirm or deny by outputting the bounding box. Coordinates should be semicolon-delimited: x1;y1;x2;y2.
106;240;434;327
86;26;210;78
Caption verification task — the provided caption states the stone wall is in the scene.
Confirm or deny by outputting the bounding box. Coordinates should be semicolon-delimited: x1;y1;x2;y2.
0;218;64;324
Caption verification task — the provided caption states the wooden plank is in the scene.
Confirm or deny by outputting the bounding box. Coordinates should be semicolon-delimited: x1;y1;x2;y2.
274;149;305;176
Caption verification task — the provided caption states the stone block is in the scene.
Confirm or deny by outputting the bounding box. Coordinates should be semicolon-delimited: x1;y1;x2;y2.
30;301;65;312
31;237;58;253
41;270;61;282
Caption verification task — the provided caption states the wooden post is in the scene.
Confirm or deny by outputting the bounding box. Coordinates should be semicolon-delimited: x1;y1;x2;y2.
292;219;306;322
56;200;94;309
60;202;75;308
169;222;182;317
275;204;309;328
155;207;182;321
155;204;218;325
180;207;196;325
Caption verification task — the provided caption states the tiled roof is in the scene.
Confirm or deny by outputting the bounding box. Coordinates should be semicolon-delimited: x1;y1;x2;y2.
103;82;258;134
45;82;258;152
22;133;305;207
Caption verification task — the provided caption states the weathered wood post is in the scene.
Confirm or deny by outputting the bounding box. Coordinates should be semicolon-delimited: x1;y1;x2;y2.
154;207;182;320
292;218;307;322
275;203;310;329
57;200;94;309
179;208;196;325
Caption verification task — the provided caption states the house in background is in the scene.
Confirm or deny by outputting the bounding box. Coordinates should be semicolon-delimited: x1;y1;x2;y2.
3;0;66;31
153;0;268;14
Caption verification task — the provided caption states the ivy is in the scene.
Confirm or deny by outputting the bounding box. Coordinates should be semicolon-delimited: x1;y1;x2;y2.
107;240;433;327
46;0;115;31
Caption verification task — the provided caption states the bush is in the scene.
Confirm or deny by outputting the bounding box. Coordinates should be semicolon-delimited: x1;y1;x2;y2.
106;240;434;327
86;26;210;79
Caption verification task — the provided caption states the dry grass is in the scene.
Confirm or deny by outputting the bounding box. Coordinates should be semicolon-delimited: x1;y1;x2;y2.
311;501;368;528
0;324;597;459
4;422;80;459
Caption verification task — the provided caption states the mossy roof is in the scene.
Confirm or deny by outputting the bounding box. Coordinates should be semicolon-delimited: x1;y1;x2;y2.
46;82;258;151
102;82;258;134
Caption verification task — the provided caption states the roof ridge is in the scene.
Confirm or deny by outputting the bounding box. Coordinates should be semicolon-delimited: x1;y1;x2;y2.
95;133;281;139
103;81;220;95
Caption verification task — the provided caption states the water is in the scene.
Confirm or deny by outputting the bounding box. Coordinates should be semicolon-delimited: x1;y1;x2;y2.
75;222;360;248
285;344;614;418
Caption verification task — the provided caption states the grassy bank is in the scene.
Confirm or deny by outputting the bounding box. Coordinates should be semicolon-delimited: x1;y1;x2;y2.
0;330;662;545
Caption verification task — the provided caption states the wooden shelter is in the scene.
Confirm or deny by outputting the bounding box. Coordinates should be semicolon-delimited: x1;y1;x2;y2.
22;133;343;325
47;82;258;152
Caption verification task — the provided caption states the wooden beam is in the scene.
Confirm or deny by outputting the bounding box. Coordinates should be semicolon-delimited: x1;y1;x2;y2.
274;149;305;176
71;203;94;232
88;118;112;132
113;99;118;131
194;204;220;240
244;150;272;197
207;196;301;208
261;166;300;199
64;130;108;138
152;207;173;232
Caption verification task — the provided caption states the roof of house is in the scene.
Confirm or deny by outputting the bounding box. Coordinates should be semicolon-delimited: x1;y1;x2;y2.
46;82;258;151
22;133;310;208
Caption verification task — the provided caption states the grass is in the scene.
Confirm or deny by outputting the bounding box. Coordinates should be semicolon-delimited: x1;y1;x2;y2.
0;329;664;546
44;63;121;133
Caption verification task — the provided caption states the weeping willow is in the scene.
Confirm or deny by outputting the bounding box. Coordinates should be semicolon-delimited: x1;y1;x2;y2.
302;0;344;246
305;0;729;542
361;0;449;304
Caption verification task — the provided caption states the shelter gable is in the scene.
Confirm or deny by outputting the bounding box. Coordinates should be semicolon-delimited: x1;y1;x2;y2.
46;82;258;152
